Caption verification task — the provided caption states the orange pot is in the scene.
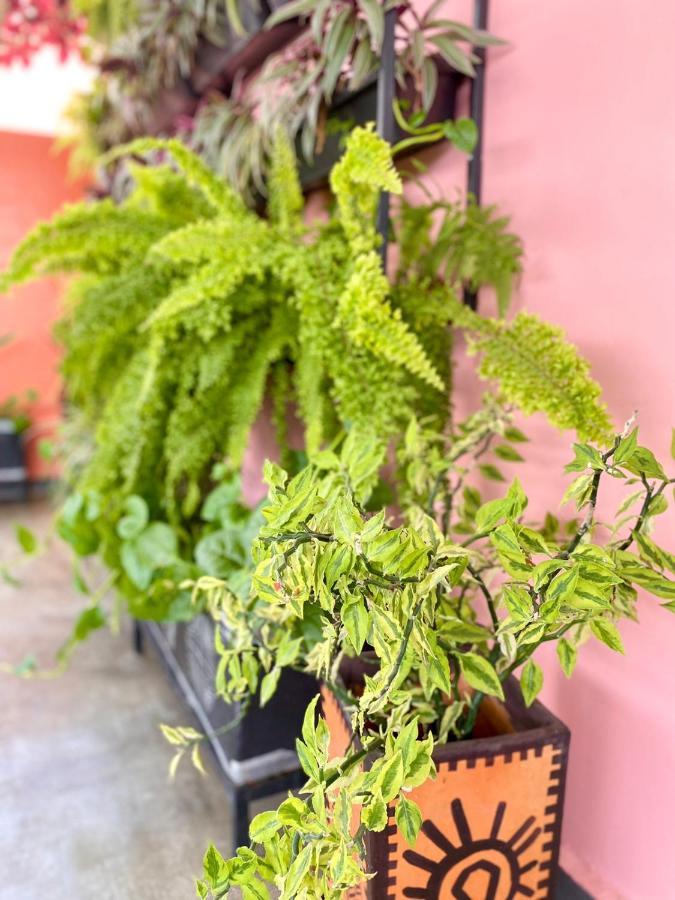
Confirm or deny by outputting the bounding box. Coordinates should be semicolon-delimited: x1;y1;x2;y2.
321;679;569;900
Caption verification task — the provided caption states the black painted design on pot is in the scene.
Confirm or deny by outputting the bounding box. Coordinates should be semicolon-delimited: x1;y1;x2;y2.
402;799;540;899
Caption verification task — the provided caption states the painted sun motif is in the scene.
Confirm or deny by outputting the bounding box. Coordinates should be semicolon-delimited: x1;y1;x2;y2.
402;798;541;900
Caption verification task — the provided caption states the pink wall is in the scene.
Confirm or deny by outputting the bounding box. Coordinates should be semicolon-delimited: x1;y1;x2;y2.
419;2;675;896
0;130;85;479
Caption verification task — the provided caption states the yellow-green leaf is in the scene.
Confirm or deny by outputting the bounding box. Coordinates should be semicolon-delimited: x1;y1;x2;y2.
520;658;543;706
459;652;504;700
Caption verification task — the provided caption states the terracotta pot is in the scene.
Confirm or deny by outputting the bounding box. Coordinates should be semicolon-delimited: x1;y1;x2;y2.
321;675;570;900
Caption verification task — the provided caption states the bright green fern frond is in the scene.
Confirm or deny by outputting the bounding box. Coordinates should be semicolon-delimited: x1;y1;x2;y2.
0;201;166;289
268;129;304;237
126;163;214;225
330;124;401;253
102;137;244;215
450;299;613;441
337;252;444;392
144;263;237;331
225;307;292;465
59;267;170;413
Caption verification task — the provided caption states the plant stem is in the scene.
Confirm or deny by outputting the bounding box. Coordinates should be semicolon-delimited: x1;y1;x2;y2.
369;593;427;708
324;737;384;788
565;438;619;554
617;475;664;551
467;563;499;631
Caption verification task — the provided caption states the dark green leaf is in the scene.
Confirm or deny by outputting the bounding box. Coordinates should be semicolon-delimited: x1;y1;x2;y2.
502;584;533;621
504;426;528;443
494;443;524;463
556;639;577;678
546;565;579;604
343;596;369;655
624;447;667;481
613;428;638;466
478;463;505;483
396;794;422;846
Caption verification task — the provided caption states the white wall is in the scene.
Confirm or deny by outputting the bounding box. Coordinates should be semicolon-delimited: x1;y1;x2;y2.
0;46;94;136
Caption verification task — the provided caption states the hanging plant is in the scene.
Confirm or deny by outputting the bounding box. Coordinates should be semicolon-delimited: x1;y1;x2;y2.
193;0;503;195
0;126;611;662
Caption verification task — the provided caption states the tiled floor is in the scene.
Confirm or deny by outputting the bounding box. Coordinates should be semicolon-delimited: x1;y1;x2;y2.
0;501;228;899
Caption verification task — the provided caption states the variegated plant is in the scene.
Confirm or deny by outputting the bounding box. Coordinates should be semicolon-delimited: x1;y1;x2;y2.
183;412;675;898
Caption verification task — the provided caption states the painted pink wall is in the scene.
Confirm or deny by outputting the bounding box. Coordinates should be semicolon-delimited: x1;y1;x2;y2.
415;2;675;896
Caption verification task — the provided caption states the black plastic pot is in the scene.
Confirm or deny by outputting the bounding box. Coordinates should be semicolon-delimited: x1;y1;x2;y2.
168;614;316;763
0;418;27;502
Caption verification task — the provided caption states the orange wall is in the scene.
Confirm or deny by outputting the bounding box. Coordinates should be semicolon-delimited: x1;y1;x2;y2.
0;130;84;479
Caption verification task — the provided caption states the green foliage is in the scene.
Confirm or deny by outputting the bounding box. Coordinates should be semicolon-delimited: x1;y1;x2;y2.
192;1;503;196
0;389;38;434
448;300;613;442
191;415;674;896
72;0;139;42
1;128;524;534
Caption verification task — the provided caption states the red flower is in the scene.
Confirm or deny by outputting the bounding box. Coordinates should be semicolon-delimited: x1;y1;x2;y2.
0;0;86;67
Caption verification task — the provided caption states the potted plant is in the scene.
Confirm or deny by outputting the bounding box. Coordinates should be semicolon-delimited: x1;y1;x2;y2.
0;125;523;792
0;126;520;636
0;391;36;502
192;0;500;196
184;407;674;897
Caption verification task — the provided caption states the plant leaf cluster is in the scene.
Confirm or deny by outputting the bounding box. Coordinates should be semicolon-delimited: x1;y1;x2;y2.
1;127;525;531
194;0;502;195
191;413;675;897
62;1;501;196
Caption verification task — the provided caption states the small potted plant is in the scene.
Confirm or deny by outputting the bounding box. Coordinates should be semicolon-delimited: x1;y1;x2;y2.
0;390;36;502
188;411;675;898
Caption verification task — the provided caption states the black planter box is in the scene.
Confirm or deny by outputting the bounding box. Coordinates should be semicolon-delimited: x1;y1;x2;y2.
0;418;27;502
139;614;316;804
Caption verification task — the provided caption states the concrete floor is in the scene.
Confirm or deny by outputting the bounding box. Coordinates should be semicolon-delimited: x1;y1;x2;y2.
0;501;229;899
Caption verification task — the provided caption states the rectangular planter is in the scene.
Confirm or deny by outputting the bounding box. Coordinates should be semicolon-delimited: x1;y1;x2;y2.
143;614;317;784
322;676;570;900
0;418;27;502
